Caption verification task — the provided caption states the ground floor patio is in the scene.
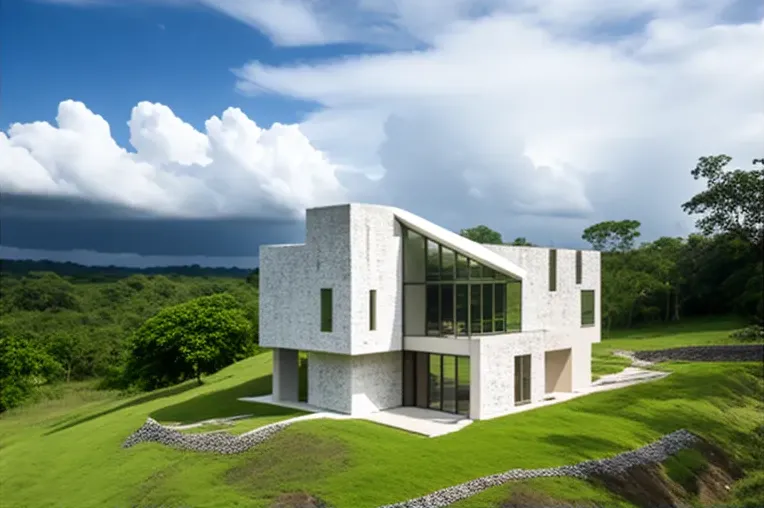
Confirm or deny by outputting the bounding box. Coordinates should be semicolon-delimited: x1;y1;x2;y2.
239;364;666;438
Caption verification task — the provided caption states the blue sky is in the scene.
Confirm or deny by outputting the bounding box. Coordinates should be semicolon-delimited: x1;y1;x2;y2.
1;0;762;267
1;0;330;145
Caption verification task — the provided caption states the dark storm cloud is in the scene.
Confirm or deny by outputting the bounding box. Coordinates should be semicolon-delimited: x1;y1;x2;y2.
0;194;305;257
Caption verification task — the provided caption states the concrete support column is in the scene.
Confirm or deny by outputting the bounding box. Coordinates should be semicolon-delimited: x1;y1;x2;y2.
468;339;483;420
272;348;299;402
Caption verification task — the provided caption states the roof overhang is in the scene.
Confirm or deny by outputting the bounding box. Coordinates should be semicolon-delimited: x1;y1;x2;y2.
391;207;526;280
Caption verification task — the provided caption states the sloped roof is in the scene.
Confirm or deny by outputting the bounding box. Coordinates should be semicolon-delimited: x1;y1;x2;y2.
390;206;526;280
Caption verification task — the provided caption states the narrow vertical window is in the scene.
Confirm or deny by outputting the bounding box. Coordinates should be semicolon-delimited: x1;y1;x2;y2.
320;288;333;332
549;249;557;292
575;250;583;285
581;290;595;326
369;289;377;331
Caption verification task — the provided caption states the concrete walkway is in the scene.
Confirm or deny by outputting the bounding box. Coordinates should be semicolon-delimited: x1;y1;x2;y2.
362;407;472;437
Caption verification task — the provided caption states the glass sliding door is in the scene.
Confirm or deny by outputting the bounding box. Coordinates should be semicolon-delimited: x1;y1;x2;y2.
456;356;470;416
442;356;456;413
428;354;442;410
412;353;470;415
514;354;531;405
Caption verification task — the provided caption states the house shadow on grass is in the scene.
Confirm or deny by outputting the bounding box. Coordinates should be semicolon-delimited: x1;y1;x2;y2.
150;374;298;424
46;381;201;435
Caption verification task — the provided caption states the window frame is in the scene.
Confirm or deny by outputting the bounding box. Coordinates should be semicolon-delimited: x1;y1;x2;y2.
401;223;522;338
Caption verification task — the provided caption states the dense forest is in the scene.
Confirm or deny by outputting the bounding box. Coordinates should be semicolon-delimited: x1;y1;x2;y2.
1;154;761;412
0;269;260;410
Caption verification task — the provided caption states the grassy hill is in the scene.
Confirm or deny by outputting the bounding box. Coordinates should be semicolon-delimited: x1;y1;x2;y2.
0;318;762;507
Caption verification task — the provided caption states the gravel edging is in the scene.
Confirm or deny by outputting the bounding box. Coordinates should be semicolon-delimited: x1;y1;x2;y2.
632;345;763;363
378;430;699;508
122;417;293;454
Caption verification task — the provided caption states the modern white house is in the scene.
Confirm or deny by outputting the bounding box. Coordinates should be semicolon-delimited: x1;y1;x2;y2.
259;204;600;420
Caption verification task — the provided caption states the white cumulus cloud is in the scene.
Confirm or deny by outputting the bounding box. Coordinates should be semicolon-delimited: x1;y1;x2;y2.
233;1;764;241
0;100;348;219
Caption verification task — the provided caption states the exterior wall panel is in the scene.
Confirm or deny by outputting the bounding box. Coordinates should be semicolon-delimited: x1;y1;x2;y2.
351;351;402;414
259;205;353;354
307;352;352;413
349;205;404;355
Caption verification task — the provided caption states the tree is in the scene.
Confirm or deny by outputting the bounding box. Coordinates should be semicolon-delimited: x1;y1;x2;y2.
682;155;764;246
509;237;534;246
47;332;91;383
9;272;79;312
125;293;254;389
0;336;60;412
642;237;685;321
582;220;642;252
460;225;503;244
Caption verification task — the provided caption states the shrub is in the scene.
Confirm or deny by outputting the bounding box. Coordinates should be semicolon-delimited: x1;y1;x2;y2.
730;325;764;342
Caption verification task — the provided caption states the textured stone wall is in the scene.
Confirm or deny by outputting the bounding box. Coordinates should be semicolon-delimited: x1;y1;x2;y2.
259;205;353;355
472;332;546;419
349;205;404;355
378;430;699;508
483;245;601;342
633;345;763;363
308;351;353;414
351;351;403;414
482;245;600;400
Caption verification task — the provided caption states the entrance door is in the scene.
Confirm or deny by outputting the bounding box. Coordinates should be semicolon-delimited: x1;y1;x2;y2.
514;354;531;405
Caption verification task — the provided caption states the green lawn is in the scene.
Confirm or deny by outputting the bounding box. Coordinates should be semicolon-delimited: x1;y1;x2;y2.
450;477;635;508
1;317;762;508
591;315;760;379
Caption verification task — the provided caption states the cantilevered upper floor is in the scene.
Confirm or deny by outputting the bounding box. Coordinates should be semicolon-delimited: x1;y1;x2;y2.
259;203;600;357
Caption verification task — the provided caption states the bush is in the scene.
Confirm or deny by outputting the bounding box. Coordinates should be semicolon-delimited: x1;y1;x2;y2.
732;470;764;508
0;336;62;412
730;325;764;342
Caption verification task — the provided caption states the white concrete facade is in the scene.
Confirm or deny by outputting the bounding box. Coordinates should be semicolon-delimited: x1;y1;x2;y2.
260;204;600;419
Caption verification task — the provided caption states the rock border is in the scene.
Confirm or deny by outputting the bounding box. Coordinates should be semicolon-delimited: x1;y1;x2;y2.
378;430;699;508
632;344;763;363
122;417;293;454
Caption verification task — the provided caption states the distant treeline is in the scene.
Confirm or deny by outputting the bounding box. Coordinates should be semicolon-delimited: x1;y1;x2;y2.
0;259;257;281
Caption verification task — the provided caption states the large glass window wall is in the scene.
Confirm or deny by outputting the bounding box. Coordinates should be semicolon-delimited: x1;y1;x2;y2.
402;225;522;338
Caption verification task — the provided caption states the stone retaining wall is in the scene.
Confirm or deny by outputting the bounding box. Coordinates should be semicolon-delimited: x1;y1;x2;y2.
378;430;699;508
633;345;763;363
122;417;292;454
